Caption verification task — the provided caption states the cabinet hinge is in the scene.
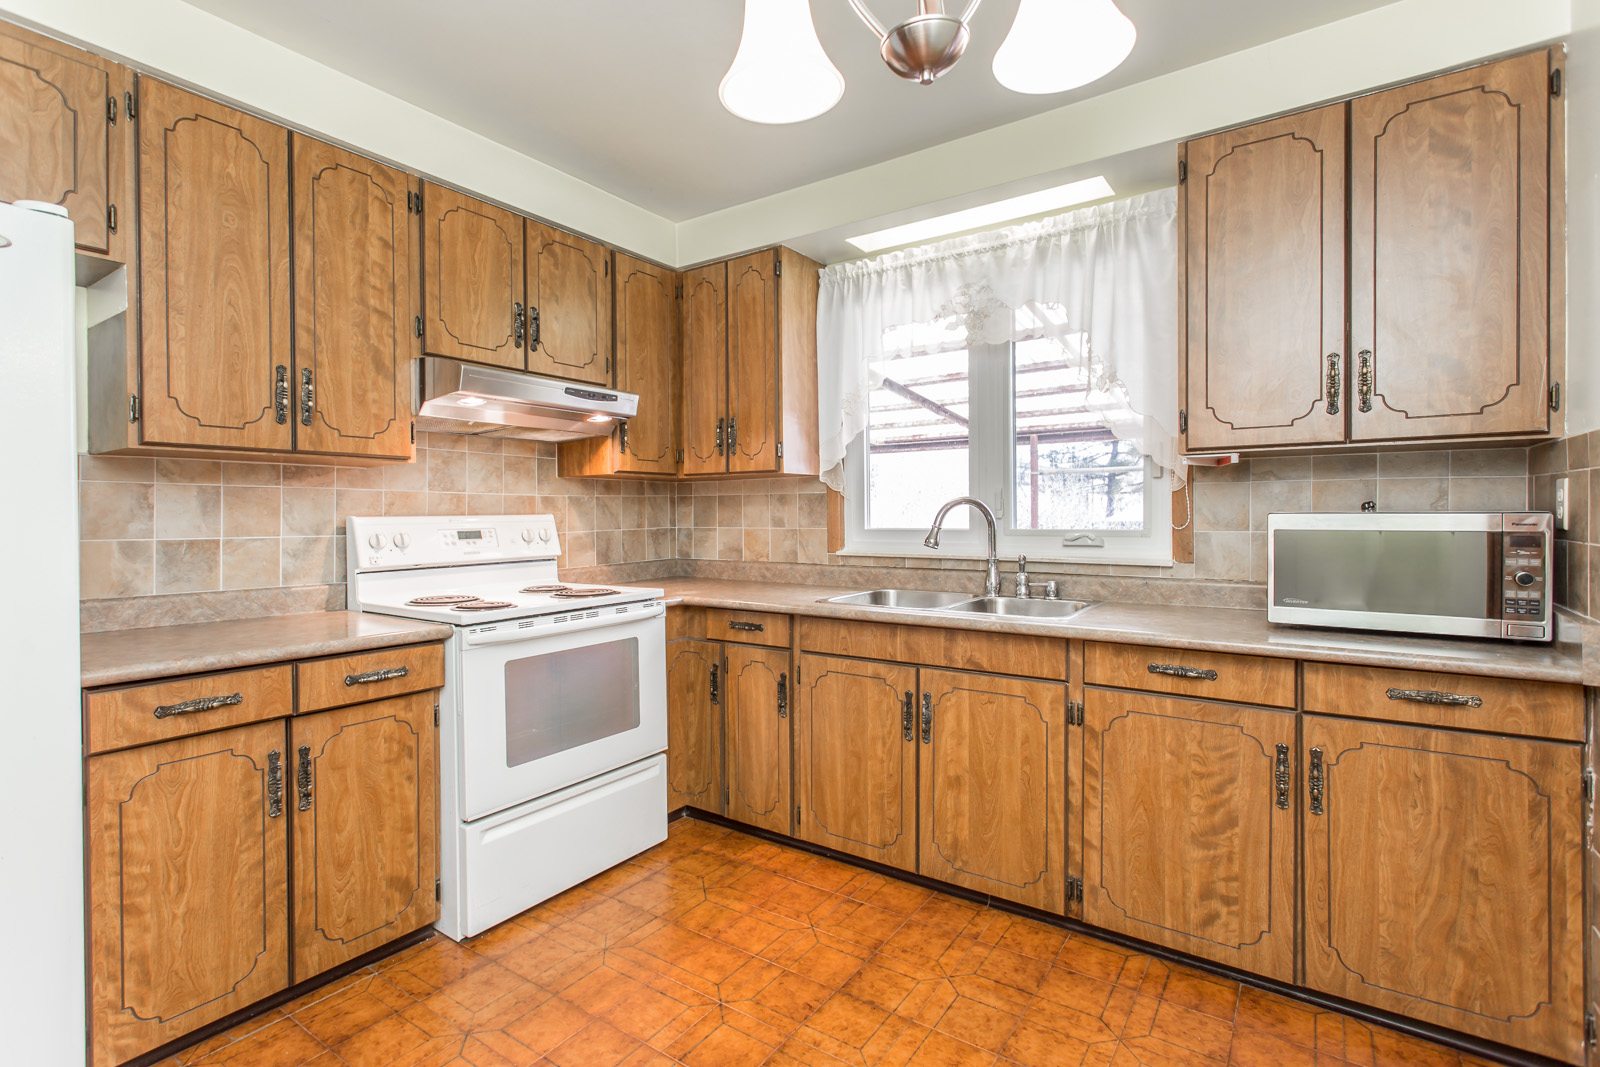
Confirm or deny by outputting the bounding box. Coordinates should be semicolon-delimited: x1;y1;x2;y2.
1584;768;1594;803
1550;382;1561;412
1178;409;1188;434
796;805;801;824
410;421;416;444
124;90;136;121
775;442;783;459
436;878;442;902
676;449;684;464
128;394;141;423
107;204;117;234
1586;1010;1595;1050
1177;159;1187;184
415;315;424;339
1067;876;1084;904
724;784;730;808
106;96;117;126
434;701;439;727
774;253;782;276
675;281;683;299
1552;68;1564;98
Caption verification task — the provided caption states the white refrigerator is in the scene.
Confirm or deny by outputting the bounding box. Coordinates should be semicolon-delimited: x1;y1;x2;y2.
0;200;85;1059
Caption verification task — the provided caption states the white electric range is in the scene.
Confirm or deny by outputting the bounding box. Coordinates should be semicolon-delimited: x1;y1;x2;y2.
347;514;667;940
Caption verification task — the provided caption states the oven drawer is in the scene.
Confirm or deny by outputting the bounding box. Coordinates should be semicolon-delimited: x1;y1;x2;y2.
86;666;292;754
1085;642;1295;708
705;609;790;648
1303;662;1582;740
296;643;445;713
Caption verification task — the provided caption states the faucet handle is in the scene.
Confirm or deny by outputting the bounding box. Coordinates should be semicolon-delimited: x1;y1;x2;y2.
1017;554;1028;570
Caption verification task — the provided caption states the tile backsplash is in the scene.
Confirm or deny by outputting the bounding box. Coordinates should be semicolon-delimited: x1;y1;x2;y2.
1533;432;1600;619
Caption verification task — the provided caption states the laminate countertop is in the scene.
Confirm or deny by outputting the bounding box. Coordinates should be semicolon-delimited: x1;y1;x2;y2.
657;578;1586;685
82;611;455;688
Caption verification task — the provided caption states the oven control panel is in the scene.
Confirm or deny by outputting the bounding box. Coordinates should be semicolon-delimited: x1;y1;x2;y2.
347;514;561;571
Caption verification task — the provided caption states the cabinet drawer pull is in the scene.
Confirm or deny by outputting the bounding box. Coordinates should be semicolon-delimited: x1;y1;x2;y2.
1325;353;1341;416
777;672;788;718
152;692;243;719
267;750;283;818
1274;743;1290;810
1147;663;1218;681
299;367;315;426
1308;747;1324;815
1357;350;1373;412
920;692;933;745
345;666;408;686
274;365;289;424
297;745;314;811
727;621;764;632
902;691;914;742
1386;687;1482;708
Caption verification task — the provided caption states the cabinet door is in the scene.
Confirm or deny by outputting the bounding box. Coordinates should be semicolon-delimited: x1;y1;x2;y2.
680;262;727;476
795;653;918;870
919;669;1067;913
1083;690;1295;981
137;79;292;451
1184;104;1346;451
291;692;439;979
87;722;289;1067
420;181;524;369
666;637;722;812
1304;716;1582;1060
724;644;791;834
291;135;414;458
1350;51;1551;440
525;220;612;385
0;21;117;253
726;250;779;473
615;255;679;474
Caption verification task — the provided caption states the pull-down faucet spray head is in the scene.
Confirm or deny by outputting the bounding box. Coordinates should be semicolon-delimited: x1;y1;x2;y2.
923;525;942;549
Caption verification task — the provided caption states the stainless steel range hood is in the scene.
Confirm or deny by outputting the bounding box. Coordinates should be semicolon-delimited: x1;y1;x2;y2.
413;356;638;441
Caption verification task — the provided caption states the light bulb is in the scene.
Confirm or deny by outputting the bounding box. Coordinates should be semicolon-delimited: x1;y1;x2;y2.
993;0;1136;95
719;0;845;124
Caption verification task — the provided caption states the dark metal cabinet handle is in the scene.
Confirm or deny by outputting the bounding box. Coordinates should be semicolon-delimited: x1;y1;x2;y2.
1325;353;1341;416
715;417;725;456
299;368;314;426
266;750;283;818
920;692;933;744
902;691;914;742
727;416;739;454
1274;743;1290;810
297;745;313;811
346;666;408;686
528;306;541;348
1357;350;1373;412
1147;663;1218;681
274;365;289;424
728;621;764;632
153;692;242;719
1386;687;1482;708
513;302;525;348
1308;747;1324;815
777;673;788;718
709;663;720;706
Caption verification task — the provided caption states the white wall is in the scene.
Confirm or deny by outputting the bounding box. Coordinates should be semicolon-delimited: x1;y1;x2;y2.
1566;0;1600;435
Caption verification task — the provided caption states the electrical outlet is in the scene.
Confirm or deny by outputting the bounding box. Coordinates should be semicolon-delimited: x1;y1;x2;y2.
1556;475;1569;530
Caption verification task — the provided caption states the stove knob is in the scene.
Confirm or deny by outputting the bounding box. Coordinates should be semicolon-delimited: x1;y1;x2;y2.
538;528;552;543
1514;570;1537;587
394;532;410;550
367;533;386;550
521;528;536;543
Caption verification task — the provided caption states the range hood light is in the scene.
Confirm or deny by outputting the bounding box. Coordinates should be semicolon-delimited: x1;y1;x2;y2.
455;396;486;406
586;413;614;423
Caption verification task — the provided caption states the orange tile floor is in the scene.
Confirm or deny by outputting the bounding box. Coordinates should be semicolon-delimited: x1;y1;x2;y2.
157;818;1481;1067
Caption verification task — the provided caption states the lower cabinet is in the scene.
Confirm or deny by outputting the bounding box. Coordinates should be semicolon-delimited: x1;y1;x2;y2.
724;644;792;833
1303;715;1584;1061
1081;689;1296;981
666;636;722;812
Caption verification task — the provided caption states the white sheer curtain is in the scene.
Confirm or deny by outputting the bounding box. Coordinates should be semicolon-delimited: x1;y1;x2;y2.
816;187;1179;492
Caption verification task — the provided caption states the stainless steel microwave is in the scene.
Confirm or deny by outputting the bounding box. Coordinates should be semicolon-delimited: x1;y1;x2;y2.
1266;512;1553;642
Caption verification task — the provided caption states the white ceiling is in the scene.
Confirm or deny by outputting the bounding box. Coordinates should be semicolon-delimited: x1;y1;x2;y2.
178;0;1400;223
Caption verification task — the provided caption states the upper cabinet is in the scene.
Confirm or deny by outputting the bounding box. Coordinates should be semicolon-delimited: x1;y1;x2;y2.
525;220;612;385
681;262;729;477
136;79;293;453
291;135;416;459
0;20;128;259
1181;48;1562;454
419;181;525;370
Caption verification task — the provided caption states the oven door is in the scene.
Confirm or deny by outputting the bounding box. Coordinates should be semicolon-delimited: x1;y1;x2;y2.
455;606;666;821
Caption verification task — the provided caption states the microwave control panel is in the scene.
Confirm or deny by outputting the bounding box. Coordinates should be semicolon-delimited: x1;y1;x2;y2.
1500;514;1552;639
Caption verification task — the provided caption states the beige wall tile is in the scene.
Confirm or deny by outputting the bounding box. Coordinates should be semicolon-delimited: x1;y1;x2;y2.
1448;476;1527;512
797;494;827;528
156;458;222;484
798;528;828;564
222;462;281;485
155;539;220;593
336;488;385;529
1310;454;1377;480
716;527;744;560
222;538;279;589
81;481;154;539
467;451;504;494
428;449;467;493
1247;457;1310;481
596;496;621;530
80;540;153;598
1311;479;1377;512
565;531;597;568
567;499;596;532
1249;480;1311;531
1191;460;1251;483
1194;531;1250;581
742;494;771;528
1194;482;1249;532
381;454;428;492
79;455;153;482
282;487;337;536
283;463;337;488
692;528;717;559
1377;451;1449;478
596;530;623;564
744;528;771;562
1449;447;1528;478
384;491;428;516
1569;469;1590;543
336;465;385;490
466;494;506;515
1377;478;1448;512
466;435;503;454
716;496;742;527
155;483;221;539
771;529;798;562
222;486;281;538
282;536;344;585
769;494;798;529
503;457;539;495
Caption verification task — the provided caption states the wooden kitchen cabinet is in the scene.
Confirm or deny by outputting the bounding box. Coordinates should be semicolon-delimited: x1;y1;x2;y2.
558;253;680;477
1349;50;1555;441
795;652;919;869
525;219;612;385
666;632;723;813
680;262;728;477
0;20;127;258
1082;689;1296;981
290;691;439;978
918;669;1067;912
291;134;416;459
723;644;791;834
1303;715;1583;1060
136;78;293;452
419;181;525;370
87;721;290;1067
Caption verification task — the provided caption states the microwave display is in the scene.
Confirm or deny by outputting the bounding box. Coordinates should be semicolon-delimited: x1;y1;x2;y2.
1273;530;1494;619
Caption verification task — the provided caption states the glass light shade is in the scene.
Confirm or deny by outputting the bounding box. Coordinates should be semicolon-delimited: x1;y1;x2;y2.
720;0;845;124
992;0;1137;95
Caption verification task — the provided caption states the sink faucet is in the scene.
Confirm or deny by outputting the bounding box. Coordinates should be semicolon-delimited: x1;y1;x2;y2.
924;496;1002;597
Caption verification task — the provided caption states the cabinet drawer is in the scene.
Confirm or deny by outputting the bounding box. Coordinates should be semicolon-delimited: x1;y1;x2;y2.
705;609;790;647
1085;642;1294;707
798;618;1067;681
1303;662;1582;740
296;643;445;713
85;666;292;754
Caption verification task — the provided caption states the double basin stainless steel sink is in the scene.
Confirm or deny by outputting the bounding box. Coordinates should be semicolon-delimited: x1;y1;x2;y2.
823;588;1091;620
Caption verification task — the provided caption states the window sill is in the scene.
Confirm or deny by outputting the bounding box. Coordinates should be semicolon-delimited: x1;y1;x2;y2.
831;546;1177;569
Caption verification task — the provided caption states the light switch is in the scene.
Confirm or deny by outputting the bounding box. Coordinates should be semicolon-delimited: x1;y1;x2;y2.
1556;475;1568;530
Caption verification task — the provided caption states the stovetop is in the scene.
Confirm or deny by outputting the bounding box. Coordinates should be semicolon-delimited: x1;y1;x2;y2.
357;575;661;625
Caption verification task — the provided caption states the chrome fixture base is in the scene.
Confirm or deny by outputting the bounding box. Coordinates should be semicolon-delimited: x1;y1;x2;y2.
881;14;969;84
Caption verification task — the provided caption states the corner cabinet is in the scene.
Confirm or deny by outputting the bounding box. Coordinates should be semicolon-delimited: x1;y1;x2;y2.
1180;48;1563;454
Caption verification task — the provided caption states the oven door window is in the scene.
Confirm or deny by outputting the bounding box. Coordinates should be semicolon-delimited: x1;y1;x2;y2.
503;637;641;767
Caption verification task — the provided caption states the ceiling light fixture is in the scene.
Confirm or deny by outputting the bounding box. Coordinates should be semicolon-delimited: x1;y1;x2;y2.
719;0;846;124
846;175;1116;252
720;1;1136;122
